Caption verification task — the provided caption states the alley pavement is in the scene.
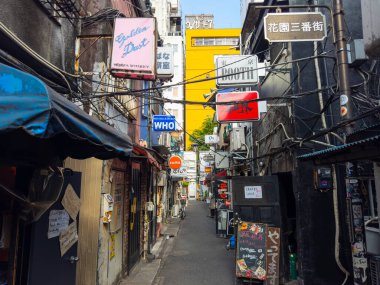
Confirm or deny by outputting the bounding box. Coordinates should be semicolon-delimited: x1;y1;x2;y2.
153;201;235;285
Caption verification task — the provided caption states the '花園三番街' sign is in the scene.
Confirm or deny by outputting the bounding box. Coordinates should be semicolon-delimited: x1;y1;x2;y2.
264;12;327;42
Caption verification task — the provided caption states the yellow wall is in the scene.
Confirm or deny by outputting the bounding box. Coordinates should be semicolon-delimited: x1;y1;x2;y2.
185;28;241;149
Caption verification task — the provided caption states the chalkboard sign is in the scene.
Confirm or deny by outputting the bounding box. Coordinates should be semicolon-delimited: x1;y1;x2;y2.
236;222;267;280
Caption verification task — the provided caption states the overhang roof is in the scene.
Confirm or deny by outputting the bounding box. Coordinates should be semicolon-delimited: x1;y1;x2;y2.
298;134;380;164
0;63;133;165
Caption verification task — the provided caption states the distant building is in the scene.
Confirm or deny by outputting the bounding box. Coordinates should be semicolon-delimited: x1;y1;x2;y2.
184;27;241;149
151;0;185;151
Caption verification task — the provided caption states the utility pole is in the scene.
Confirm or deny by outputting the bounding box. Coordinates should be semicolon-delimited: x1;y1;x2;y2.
333;1;368;284
333;0;354;132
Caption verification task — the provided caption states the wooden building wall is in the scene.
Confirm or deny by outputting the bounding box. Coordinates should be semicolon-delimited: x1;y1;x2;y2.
64;158;103;285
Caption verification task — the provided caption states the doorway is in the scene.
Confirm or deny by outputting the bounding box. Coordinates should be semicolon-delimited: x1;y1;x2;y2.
127;161;142;273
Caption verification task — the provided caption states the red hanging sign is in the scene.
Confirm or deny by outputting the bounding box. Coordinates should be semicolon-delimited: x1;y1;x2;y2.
216;91;260;122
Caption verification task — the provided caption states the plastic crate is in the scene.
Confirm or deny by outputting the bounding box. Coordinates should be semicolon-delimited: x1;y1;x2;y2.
370;255;380;285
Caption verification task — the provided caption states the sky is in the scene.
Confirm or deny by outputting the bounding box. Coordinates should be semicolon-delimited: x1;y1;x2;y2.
181;0;241;29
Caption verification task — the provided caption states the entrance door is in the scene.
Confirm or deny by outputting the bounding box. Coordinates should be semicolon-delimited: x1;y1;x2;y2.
28;170;81;285
128;162;141;272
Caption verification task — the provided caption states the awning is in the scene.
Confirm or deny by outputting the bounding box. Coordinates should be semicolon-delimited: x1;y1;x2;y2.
0;63;133;164
298;134;380;164
205;170;232;182
133;145;162;170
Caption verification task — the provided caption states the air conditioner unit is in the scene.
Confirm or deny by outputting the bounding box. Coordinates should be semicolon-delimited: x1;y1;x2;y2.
230;128;246;152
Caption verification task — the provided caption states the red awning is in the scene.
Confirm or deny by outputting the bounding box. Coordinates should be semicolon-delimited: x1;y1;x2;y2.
133;145;162;170
216;170;227;177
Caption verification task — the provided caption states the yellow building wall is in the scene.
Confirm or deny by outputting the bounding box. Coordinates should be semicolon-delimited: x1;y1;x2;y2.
185;28;241;149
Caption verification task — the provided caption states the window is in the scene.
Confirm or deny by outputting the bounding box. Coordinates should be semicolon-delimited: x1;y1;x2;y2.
172;109;179;119
192;37;239;46
172;87;178;97
36;0;80;22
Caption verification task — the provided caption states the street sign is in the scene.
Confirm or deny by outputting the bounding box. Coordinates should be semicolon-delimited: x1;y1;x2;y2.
168;155;182;170
215;151;229;169
171;167;187;177
216;55;258;87
205;134;220;144
216;91;260;122
157;47;174;79
153;115;176;131
264;12;327;42
202;154;215;162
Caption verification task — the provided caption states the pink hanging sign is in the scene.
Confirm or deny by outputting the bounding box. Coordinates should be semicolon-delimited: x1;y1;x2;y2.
111;18;157;80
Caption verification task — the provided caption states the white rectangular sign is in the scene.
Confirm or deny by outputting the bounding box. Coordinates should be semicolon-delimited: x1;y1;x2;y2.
244;186;263;199
171;167;188;177
216;55;258;87
205;134;220;144
215;151;229;169
157;47;174;78
48;210;69;239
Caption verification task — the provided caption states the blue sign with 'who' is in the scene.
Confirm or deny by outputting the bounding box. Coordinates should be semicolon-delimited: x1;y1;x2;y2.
153;115;176;131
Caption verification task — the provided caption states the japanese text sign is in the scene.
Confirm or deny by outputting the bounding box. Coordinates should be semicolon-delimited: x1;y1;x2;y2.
111;18;157;80
157;47;174;78
264;12;327;42
216;91;260;122
266;227;281;285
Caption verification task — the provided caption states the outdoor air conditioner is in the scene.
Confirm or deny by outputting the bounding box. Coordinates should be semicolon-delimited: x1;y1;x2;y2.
230;128;247;152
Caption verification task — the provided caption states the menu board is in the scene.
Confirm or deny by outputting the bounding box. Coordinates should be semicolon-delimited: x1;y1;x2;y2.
236;222;267;280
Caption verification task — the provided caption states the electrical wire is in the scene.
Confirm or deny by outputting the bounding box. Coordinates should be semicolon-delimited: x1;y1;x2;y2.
88;50;336;98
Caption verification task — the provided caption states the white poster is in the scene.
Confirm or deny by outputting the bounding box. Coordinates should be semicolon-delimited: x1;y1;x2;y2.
48;210;69;239
244;186;263;199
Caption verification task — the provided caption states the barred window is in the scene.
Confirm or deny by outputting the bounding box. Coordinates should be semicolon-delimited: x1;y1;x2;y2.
35;0;80;22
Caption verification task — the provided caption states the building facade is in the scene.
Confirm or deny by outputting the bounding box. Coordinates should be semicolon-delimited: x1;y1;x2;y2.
151;0;185;152
184;27;241;149
0;1;168;285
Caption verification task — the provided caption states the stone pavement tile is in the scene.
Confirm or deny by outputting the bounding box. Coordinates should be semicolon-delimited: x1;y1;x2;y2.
161;217;181;237
119;259;161;285
119;217;181;285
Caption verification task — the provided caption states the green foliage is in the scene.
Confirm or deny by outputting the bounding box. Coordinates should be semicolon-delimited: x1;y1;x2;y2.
188;117;217;151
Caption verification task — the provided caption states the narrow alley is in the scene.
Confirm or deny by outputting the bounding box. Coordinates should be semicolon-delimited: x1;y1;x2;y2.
153;201;235;285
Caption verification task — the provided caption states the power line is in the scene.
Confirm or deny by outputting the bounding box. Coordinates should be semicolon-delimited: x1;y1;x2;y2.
88;50;336;98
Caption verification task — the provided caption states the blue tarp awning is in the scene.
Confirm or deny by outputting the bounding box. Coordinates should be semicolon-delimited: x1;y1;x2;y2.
0;63;133;164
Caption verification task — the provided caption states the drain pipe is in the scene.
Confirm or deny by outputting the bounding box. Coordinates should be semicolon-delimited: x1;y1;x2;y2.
314;29;350;284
